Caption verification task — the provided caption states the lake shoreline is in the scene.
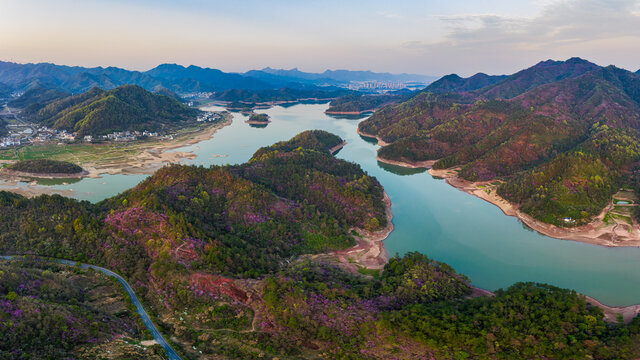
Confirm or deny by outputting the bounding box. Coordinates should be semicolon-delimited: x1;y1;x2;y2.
0;168;89;179
375;155;436;169
318;190;393;274
329;141;347;155
83;113;234;178
356;128;390;146
325;109;375;115
428;167;640;248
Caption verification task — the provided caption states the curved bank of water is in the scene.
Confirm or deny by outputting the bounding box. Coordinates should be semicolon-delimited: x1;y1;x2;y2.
7;103;640;306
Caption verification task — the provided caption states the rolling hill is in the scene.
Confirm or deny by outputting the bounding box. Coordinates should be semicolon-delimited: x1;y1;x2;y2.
31;85;199;135
360;58;640;226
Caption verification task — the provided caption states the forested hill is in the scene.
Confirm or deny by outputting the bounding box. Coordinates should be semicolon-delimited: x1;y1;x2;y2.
360;58;640;226
422;73;507;94
30;84;199;135
7;86;69;116
2;132;640;358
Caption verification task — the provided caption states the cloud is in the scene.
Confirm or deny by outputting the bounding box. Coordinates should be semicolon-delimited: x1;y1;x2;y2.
377;11;402;19
401;0;640;75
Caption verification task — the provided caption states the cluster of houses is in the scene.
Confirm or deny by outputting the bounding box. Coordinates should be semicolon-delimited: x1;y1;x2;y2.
197;111;222;122
0;135;21;148
0;125;167;148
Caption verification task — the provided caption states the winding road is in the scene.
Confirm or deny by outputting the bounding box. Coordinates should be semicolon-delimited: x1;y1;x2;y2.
0;255;182;360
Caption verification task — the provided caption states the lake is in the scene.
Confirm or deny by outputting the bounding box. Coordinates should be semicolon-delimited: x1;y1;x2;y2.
16;103;640;306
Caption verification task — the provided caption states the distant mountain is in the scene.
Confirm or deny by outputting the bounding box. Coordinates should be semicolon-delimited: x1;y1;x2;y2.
0;61;162;94
32;85;198;135
423;73;507;94
252;67;436;84
146;64;273;92
0;82;11;98
8;86;70;115
359;58;640;226
211;86;353;103
0;60;437;98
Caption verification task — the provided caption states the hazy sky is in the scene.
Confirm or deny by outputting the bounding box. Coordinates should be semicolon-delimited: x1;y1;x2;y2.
1;0;639;76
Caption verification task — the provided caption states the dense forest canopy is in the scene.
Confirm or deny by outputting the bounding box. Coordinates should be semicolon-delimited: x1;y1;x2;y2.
29;85;200;135
1;130;640;358
360;58;640;226
7;159;84;174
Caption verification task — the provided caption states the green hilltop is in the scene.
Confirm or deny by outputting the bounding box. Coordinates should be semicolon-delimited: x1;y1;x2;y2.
31;84;199;136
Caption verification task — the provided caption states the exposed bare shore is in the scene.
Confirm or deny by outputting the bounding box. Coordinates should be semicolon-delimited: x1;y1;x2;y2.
332;190;394;272
310;190;393;274
83;114;233;178
429;167;640;247
376;156;436;169
0;168;89;179
329;141;347;155
0;180;73;198
245;120;271;125
356;128;390;146
325;109;375;115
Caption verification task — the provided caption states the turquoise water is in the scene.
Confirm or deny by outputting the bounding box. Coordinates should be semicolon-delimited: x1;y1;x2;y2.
16;103;640;306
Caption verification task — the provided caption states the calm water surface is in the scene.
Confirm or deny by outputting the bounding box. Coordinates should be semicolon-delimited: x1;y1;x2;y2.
23;103;640;306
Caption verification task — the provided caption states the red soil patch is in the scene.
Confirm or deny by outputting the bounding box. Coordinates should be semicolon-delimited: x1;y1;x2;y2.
189;273;248;302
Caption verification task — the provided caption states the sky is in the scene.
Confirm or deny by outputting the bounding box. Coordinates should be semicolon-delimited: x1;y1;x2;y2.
1;0;639;76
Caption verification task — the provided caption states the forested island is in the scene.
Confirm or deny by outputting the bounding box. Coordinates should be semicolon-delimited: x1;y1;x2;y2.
245;113;271;125
5;159;85;176
359;58;640;244
2;130;640;359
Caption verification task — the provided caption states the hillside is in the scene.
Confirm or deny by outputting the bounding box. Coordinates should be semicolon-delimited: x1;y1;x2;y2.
31;85;199;135
360;58;640;226
0;82;11;98
423;73;506;94
0;259;164;359
1;132;640;358
7;86;69;115
326;92;412;114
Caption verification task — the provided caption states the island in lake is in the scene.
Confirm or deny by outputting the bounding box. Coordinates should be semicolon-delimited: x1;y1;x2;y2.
245;112;271;126
2;159;87;178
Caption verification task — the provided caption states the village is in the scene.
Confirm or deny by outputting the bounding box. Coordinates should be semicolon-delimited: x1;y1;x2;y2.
0;104;222;148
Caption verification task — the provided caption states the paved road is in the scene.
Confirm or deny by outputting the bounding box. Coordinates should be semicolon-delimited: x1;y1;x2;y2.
0;255;182;360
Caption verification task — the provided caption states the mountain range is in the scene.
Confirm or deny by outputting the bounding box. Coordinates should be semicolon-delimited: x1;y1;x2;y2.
0;61;434;96
360;57;640;226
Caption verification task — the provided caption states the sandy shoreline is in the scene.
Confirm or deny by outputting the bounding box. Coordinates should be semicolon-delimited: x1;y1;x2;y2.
356;128;390;146
0;114;234;198
83;114;233;178
0;168;89;179
428;167;640;247
376;156;436;169
330;190;394;272
325;109;375;115
329;141;347;155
